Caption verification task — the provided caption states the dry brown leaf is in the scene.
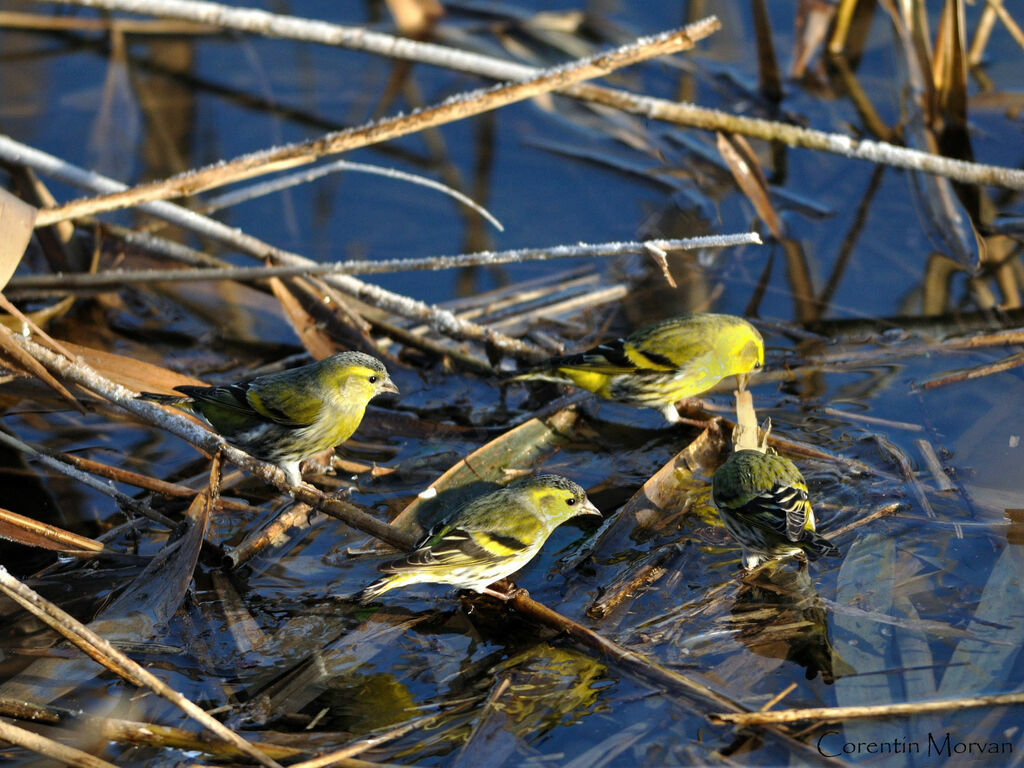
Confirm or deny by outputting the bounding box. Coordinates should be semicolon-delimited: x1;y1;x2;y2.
792;0;836;78
59;340;206;395
932;0;968;132
0;296;76;331
268;277;337;360
0;188;37;291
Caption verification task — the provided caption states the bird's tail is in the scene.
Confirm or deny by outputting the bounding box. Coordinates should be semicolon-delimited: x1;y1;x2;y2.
353;574;403;604
137;391;192;408
498;367;570;386
802;530;841;561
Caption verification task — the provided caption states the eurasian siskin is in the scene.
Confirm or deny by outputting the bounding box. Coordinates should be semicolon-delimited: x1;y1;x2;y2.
507;313;763;423
139;351;398;486
357;474;600;602
712;449;840;570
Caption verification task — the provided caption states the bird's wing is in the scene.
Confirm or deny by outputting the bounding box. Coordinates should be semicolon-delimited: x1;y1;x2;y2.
177;379;316;428
379;527;514;574
553;328;715;375
382;501;544;574
245;382;320;426
737;483;812;542
627;322;716;370
547;337;646;375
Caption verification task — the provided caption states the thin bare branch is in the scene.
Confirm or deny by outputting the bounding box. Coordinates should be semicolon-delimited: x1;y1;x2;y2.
0;135;545;361
0;429;177;529
201;158;504;231
6;234;762;294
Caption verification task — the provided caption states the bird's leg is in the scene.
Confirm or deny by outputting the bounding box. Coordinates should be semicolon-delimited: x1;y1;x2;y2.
281;462;303;488
660;403;682;424
480;585;514;601
668;400;722;430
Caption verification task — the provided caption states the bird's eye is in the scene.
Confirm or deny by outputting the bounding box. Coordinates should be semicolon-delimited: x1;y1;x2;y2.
369;375;378;383
754;361;763;369
566;497;576;506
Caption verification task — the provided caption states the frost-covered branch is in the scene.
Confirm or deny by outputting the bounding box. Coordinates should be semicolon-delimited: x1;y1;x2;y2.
7;234;761;294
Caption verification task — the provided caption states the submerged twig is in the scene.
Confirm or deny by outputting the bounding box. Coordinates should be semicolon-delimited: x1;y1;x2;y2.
0;565;284;768
827;502;901;539
0;719;119;768
0;698;305;761
0;429;177;529
918;351;1024;390
285;720;432;768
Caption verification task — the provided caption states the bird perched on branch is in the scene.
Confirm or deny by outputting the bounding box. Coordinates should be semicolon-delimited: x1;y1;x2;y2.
138;351;398;487
356;474;600;602
712;449;840;570
505;313;763;423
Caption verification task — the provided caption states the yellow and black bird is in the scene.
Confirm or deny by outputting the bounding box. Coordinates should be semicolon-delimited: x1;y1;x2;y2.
712;449;840;569
357;474;600;602
139;351;397;486
507;313;763;422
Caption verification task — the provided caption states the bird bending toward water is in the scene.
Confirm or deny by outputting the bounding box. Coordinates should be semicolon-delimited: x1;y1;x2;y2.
506;313;763;423
138;351;398;487
712;449;840;570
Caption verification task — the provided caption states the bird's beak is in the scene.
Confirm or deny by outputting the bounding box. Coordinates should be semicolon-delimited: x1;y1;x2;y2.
380;377;400;395
736;372;750;392
579;497;602;517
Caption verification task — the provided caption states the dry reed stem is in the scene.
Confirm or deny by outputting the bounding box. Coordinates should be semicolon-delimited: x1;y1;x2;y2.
827;502;901;539
0;698;305;760
919;351;1024;390
0;506;106;553
710;690;1024;725
285;720;431;768
47;0;1024;190
34;18;720;225
0;323;83;413
0;9;216;33
55;450;251;510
